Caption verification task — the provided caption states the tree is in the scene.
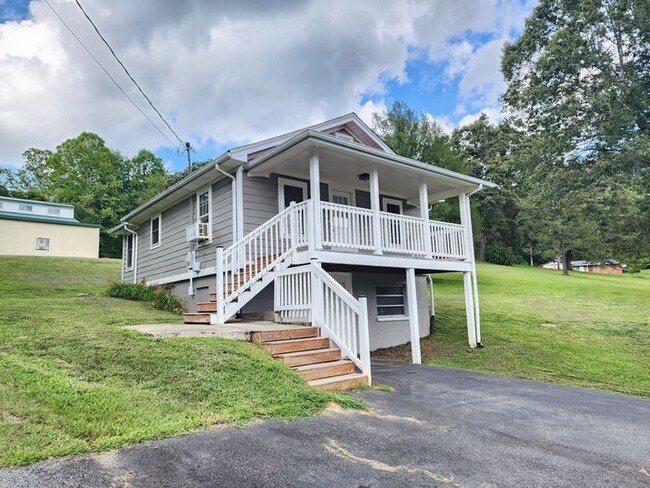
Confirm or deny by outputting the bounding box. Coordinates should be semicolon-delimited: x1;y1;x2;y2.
501;0;650;269
450;115;526;264
373;101;466;173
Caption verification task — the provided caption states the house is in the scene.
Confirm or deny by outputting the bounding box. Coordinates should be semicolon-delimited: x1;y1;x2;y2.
111;113;495;389
0;196;100;258
542;259;624;274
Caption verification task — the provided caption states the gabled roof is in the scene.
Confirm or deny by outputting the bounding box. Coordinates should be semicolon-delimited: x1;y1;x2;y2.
229;112;394;161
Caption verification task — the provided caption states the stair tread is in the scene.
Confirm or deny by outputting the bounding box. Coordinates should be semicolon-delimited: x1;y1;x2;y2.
292;359;353;372
275;347;339;358
262;337;325;345
308;373;367;386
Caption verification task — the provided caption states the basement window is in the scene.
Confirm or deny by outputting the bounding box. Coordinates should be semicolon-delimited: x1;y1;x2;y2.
36;237;50;251
376;285;407;319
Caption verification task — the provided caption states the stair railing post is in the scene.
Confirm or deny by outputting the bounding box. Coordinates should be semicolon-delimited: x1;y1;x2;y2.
358;295;371;385
310;258;322;327
289;201;298;252
215;246;225;325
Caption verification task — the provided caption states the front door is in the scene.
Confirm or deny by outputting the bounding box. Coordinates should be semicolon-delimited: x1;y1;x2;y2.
330;190;353;249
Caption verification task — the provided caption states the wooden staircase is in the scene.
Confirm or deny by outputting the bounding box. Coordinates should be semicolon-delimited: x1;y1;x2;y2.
183;255;280;324
251;326;368;391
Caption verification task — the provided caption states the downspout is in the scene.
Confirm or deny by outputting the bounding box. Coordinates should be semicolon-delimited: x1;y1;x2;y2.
123;224;138;284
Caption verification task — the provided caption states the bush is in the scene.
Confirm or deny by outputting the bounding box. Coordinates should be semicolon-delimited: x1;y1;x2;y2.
106;282;186;314
485;242;518;266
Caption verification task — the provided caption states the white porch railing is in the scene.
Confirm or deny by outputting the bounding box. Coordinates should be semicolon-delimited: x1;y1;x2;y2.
430;221;466;260
318;200;467;260
274;262;371;383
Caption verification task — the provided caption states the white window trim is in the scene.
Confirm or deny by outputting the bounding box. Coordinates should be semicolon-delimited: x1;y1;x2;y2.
330;188;356;206
150;213;162;249
382;197;403;214
195;186;213;245
375;285;408;321
125;233;136;271
35;237;50;251
277;177;308;211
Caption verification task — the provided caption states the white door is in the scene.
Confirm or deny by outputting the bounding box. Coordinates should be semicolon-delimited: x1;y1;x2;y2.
330;190;353;248
382;198;403;247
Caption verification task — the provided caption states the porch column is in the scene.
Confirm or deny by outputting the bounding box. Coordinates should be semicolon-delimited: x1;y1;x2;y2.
419;182;433;258
459;192;481;347
309;153;322;251
370;168;383;255
462;271;477;348
406;267;421;364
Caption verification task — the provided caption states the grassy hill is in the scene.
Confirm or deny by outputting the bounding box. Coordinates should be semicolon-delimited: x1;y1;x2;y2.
375;263;650;398
0;256;359;467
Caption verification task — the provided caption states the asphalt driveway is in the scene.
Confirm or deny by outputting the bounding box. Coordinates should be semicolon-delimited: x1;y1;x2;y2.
2;362;649;487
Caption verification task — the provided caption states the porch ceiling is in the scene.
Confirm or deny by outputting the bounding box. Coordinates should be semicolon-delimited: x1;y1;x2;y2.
246;134;488;203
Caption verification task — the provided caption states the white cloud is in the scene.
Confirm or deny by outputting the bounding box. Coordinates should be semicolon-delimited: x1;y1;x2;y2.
0;0;533;167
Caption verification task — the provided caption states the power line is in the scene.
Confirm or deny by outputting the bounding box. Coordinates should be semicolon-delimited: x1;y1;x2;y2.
42;0;179;148
73;0;185;146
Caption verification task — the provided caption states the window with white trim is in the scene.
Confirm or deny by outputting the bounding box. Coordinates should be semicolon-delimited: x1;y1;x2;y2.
376;285;406;317
125;234;135;270
47;207;61;215
150;215;161;248
35;237;50;251
19;203;33;212
197;190;210;224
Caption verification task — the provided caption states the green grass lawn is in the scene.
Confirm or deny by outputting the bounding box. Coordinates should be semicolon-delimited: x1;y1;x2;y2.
374;263;650;399
0;256;361;467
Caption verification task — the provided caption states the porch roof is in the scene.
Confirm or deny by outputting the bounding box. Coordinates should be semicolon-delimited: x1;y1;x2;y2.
246;130;496;203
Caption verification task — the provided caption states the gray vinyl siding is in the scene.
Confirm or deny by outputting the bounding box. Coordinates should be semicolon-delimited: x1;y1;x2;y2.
123;178;233;283
242;172;328;235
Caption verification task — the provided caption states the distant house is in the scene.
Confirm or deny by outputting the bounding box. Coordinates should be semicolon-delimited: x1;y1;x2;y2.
0;197;100;258
542;259;624;274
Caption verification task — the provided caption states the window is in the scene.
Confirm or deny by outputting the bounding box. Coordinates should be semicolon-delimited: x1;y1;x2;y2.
125;234;135;270
150;215;161;248
35;237;50;251
376;285;406;317
19;203;33;212
197;190;210;224
47;207;61;215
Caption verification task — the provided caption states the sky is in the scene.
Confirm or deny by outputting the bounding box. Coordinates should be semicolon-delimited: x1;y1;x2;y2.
0;0;536;172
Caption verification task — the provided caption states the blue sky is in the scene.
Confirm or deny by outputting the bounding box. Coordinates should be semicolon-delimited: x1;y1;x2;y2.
0;0;535;172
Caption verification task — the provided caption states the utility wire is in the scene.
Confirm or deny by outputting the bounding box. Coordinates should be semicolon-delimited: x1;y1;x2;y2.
42;0;178;148
73;0;185;146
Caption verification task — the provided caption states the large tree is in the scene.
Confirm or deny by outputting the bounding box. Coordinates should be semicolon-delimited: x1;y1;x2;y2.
501;0;650;269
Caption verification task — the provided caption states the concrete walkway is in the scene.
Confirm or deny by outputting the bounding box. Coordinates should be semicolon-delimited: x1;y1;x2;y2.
124;320;302;339
2;362;649;487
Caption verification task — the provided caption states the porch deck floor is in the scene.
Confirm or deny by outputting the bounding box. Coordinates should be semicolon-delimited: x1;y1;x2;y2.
124;320;304;340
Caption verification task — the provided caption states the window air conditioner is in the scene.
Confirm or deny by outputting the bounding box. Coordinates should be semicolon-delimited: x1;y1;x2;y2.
186;222;210;242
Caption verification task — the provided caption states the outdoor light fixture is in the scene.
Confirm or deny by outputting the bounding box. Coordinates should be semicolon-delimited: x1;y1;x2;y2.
358;173;370;181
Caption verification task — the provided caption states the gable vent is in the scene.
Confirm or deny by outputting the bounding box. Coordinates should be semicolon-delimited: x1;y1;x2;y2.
334;131;354;142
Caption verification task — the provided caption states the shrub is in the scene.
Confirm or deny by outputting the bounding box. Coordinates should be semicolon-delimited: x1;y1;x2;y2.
106;282;186;314
485;242;518;266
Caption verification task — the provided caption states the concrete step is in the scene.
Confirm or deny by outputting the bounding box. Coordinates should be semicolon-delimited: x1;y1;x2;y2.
293;359;355;381
308;373;368;391
262;337;330;355
251;327;318;344
274;347;341;367
183;313;211;324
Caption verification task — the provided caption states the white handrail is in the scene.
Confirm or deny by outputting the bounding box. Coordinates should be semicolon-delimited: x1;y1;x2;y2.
275;262;371;383
429;220;466;260
218;200;309;308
